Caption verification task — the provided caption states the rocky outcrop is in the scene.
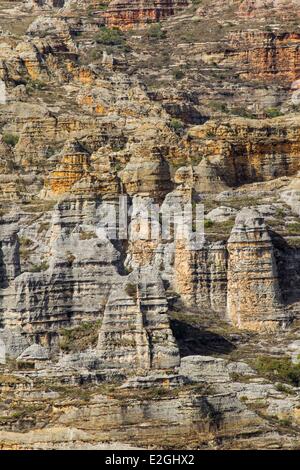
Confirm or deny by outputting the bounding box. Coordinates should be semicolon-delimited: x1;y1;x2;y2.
225;31;300;83
119;146;173;201
47;141;91;195
97;286;151;369
174;240;228;312
0;29;77;86
280;171;300;216
2;0;300;451
17;343;49;362
103;0;189;30
0;213;20;289
239;0;300;18
0;196;122;337
187;117;300;187
97;267;180;370
227;208;287;331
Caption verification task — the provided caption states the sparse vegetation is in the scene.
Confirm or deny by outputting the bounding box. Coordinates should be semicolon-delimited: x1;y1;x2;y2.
173;69;185;80
125;283;137;301
169;118;184;133
265;107;283;119
29;261;49;273
204;219;214;229
59;321;102;352
253;355;300;387
2;133;19;147
286;222;300;236
37;222;50;234
25;79;47;93
16;361;35;370
275;383;296;395
79;231;96;240
147;23;166;40
96;27;124;46
19;237;34;260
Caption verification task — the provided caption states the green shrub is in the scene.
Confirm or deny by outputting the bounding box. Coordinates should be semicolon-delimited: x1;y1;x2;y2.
19;237;33;248
275;383;296;395
19;237;34;260
59;321;102;352
37;222;50;234
253;355;300;387
169;118;184;132
29;261;49;273
79;231;96;240
204;219;214;229
26;79;47;93
96;27;124;46
147;23;166;40
17;361;35;370
286;222;300;235
209;101;229;114
2;133;19;147
231;107;256;119
125;283;137;301
173;69;185;80
265;107;283;118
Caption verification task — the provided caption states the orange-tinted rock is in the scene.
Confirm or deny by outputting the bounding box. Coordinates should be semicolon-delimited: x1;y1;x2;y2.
174;239;228;312
226;31;300;82
187;117;300;187
227;208;287;332
48;141;90;194
90;151;121;199
119;146;172;201
103;0;189;30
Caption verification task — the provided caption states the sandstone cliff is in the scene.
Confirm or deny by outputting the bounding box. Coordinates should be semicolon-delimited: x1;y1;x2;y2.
1;0;300;450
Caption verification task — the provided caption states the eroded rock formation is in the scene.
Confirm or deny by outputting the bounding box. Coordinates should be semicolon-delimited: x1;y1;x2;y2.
97;267;179;370
226;31;300;82
227;209;286;331
1;0;300;450
103;0;190;30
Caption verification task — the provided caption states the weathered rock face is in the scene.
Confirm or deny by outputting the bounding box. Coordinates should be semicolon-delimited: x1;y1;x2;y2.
187;117;300;187
280;171;300;216
225;31;300;82
0;196;122;339
2;0;300;451
119;146;173;201
103;0;189;30
227;208;286;331
174;240;228;312
0;28;77;86
97;267;180;370
0;214;20;289
47;141;91;195
28;0;67;8
0;376;269;450
97;286;152;369
239;0;300;18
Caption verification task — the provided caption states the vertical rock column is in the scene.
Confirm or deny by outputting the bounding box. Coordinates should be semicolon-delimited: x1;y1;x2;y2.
0;214;20;289
97;286;151;370
97;267;180;370
227;208;285;332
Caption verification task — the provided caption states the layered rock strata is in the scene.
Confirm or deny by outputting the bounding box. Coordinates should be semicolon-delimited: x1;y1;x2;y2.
225;31;300;82
227;208;286;331
97;267;180;370
103;0;190;30
48;141;91;195
187;117;300;186
239;0;300;18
